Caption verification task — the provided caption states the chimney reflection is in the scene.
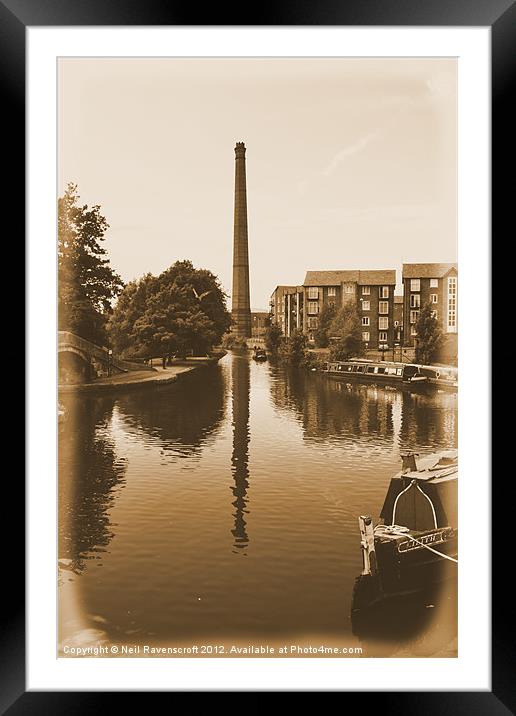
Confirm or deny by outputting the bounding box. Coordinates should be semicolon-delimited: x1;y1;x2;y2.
230;353;250;553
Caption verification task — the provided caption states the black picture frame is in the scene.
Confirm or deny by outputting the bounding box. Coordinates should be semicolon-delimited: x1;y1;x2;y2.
8;0;509;710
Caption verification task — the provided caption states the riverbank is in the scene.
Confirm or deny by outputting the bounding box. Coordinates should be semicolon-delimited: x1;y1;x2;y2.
58;352;226;394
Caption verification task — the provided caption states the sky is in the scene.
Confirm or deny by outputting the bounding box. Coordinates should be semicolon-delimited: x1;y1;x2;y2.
58;58;457;310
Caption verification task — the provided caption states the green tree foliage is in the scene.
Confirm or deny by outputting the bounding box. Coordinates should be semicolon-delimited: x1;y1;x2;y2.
264;322;284;353
107;260;231;359
328;302;364;360
281;330;308;368
58;183;124;345
314;302;337;348
415;303;444;364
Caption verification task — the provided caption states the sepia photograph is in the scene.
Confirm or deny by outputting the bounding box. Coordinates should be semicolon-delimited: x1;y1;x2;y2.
56;56;460;660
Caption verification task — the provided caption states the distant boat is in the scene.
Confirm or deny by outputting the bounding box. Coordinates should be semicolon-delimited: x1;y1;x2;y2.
351;450;458;618
252;349;267;362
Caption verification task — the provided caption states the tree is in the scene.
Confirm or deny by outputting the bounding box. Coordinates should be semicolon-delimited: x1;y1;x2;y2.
106;260;231;359
328;303;364;361
414;303;444;364
264;322;284;353
281;330;308;368
58;183;124;345
314;302;337;348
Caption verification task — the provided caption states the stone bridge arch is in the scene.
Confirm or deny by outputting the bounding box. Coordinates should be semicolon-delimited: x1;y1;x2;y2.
58;344;94;384
58;331;153;385
58;331;114;385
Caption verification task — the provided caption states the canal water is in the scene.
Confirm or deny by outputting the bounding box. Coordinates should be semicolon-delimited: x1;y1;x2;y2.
59;351;458;658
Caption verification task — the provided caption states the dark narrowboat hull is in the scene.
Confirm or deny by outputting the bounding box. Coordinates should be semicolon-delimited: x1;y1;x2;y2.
324;370;456;393
351;529;458;615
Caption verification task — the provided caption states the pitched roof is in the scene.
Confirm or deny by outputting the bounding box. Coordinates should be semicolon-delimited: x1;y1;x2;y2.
402;263;457;279
271;285;299;294
303;269;396;286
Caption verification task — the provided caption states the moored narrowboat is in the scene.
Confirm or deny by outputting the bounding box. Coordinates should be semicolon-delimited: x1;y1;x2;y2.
351;450;458;618
325;359;457;392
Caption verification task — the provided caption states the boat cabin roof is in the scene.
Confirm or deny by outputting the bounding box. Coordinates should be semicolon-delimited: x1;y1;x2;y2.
396;450;458;483
380;450;458;530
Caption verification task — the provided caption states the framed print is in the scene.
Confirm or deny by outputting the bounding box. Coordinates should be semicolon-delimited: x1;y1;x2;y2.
7;0;511;709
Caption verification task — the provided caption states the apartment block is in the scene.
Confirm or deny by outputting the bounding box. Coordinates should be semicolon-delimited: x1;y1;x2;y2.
302;270;396;348
269;286;304;337
402;263;458;360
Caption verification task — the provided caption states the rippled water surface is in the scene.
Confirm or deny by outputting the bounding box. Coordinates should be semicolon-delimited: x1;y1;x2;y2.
59;352;458;657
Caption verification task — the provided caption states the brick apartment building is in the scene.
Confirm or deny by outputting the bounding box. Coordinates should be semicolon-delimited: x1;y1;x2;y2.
250;312;269;338
402;263;458;361
269;286;304;337
302;270;396;347
394;294;404;343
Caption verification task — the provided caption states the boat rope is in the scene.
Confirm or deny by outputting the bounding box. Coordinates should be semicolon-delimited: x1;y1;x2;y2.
383;526;458;564
415;483;438;529
392;479;438;530
391;481;414;525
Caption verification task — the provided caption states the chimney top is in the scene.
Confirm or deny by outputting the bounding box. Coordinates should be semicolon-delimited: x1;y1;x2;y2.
235;142;246;157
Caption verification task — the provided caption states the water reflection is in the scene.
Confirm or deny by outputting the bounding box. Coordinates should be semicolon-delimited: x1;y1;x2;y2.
114;369;226;459
58;354;458;655
59;369;226;575
230;353;250;553
58;396;127;575
269;366;457;452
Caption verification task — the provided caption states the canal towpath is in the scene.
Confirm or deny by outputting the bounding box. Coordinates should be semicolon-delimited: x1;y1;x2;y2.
58;353;226;394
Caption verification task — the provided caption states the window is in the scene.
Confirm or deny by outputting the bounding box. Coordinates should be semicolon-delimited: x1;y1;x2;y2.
410;279;420;291
307;317;318;329
362;332;370;342
362;316;370;326
379;331;388;343
379;301;389;314
362;286;370;295
344;283;355;294
380;286;389;298
308;287;319;299
410;310;419;324
307;302;319;314
411;326;418;336
430;278;439;288
431;310;438;319
327;286;336;296
379;317;389;330
430;293;438;303
410;294;420;308
362;300;370;311
447;276;457;332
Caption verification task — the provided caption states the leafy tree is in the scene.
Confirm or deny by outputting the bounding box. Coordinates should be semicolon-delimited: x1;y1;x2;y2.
107;260;231;359
281;330;308;368
328;303;364;360
58;183;124;345
264;322;284;353
415;303;444;364
314;302;337;348
221;334;248;350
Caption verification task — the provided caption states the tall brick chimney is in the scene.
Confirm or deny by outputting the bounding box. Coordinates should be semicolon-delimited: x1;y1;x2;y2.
231;142;251;338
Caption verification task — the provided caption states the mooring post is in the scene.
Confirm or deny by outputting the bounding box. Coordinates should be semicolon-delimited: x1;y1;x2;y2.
358;515;377;576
